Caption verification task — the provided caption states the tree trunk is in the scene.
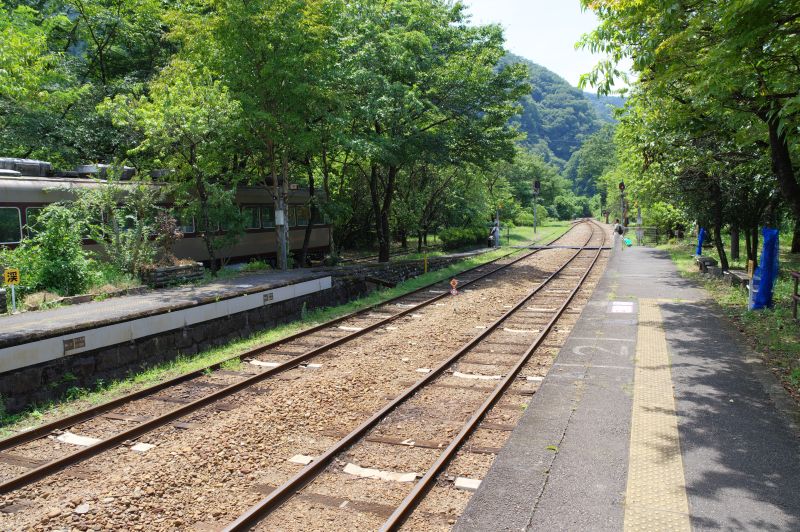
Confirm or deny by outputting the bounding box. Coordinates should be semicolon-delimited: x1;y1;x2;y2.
749;227;759;265
400;229;407;250
417;230;423;253
713;222;729;272
767;115;800;221
730;227;740;261
321;147;336;258
267;143;289;271
792;219;800;254
368;164;385;261
197;183;217;274
368;163;396;263
744;228;752;264
300;156;316;267
280;152;291;269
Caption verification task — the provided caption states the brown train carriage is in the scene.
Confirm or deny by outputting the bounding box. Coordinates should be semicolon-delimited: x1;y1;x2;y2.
0;175;331;264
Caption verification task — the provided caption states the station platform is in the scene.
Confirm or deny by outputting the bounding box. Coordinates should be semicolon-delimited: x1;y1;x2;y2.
0;269;336;374
457;246;800;531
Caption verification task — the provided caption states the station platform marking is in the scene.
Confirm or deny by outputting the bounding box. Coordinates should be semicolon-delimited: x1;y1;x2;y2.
624;299;691;532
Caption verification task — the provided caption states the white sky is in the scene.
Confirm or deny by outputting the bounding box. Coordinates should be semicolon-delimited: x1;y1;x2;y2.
462;0;612;90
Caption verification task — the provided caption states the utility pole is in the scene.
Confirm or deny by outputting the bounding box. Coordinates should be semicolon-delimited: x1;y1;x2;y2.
533;179;540;234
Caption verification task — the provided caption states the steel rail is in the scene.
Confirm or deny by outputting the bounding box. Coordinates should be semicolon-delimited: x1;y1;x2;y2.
221;222;599;532
0;232;556;454
379;220;607;530
0;225;585;495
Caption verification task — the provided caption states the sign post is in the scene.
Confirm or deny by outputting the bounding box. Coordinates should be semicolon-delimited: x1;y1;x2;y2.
618;181;626;226
450;278;459;296
3;268;20;313
533;180;541;234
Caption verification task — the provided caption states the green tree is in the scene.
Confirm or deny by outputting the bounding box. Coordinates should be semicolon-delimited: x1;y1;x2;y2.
101;60;244;273
581;0;800;246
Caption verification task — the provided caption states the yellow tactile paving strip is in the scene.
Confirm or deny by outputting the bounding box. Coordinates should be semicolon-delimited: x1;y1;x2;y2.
624;299;692;531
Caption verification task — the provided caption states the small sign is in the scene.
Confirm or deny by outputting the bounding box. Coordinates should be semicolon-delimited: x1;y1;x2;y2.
63;336;86;354
450;278;458;296
3;268;20;285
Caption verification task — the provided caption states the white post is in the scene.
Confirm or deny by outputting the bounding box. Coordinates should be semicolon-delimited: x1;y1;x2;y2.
11;284;16;313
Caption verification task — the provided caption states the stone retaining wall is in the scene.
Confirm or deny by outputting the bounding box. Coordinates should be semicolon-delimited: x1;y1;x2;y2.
0;253;474;413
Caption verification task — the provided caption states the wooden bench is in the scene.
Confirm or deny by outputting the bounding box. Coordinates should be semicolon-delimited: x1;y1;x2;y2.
694;256;718;272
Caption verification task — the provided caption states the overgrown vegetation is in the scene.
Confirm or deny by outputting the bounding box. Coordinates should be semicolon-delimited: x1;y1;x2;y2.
0;205;97;296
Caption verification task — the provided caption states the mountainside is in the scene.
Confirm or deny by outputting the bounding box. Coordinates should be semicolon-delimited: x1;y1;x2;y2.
503;54;602;164
584;92;626;123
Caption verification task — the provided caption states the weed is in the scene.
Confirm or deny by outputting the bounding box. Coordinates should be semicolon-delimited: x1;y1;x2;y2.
220;358;242;371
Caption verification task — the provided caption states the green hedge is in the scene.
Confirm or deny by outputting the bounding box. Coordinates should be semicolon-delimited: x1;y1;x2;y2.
438;226;486;250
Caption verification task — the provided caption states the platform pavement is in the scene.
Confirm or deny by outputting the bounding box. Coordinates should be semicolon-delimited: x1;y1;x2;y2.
0;268;329;348
456;246;800;531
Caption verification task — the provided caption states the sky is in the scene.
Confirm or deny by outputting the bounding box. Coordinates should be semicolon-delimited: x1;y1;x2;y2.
461;0;608;90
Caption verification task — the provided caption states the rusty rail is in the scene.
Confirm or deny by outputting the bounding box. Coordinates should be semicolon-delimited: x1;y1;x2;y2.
222;221;603;531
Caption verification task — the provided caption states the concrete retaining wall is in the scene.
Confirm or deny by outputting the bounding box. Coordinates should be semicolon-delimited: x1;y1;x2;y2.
0;277;368;413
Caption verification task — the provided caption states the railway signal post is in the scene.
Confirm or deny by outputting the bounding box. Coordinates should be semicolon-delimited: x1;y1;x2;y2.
533;180;541;234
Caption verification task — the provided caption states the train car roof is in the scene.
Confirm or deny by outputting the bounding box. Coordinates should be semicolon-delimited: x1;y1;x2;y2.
0;175;318;204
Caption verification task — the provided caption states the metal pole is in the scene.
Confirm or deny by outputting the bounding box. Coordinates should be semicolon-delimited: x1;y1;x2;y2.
11;285;16;313
533;193;538;234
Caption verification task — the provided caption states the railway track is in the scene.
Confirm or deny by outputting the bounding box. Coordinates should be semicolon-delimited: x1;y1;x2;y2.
223;220;607;531
0;223;588;501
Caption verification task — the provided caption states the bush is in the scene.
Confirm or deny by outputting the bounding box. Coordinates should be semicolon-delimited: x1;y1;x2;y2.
0;205;97;296
241;259;270;272
515;211;535;226
439;226;486;250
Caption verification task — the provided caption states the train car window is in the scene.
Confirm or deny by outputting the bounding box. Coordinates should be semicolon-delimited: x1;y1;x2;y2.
260;207;275;228
197;218;221;233
24;207;43;237
242;206;260;229
311;208;324;225
295;205;310;227
288;206;298;227
175;214;195;234
0;207;22;244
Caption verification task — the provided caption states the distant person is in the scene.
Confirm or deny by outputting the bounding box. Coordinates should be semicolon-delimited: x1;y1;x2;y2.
613;218;624;249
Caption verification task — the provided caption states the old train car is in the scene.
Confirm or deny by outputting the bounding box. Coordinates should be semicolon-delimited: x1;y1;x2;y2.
0;174;331;264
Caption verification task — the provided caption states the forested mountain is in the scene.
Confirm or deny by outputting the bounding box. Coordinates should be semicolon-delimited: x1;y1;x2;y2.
584;93;625;123
504;54;602;164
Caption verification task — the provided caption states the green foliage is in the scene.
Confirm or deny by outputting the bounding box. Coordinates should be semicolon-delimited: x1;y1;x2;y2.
438;227;486;251
564;124;616;197
241;259;270;273
74;174;160;275
0;204;96;296
581;0;800;265
647;202;687;237
505;54;603;162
